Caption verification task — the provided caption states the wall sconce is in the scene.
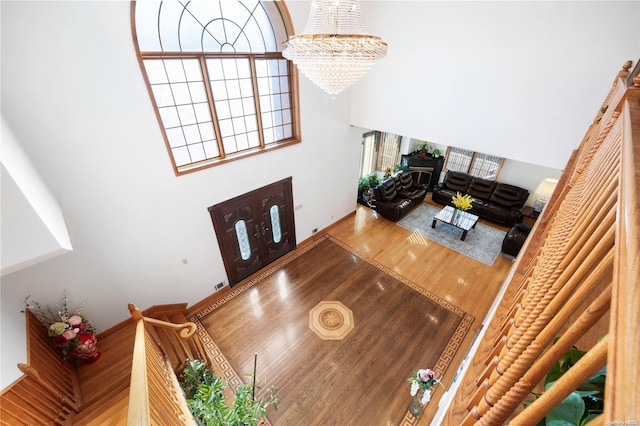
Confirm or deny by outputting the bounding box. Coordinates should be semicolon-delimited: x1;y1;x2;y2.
533;178;559;212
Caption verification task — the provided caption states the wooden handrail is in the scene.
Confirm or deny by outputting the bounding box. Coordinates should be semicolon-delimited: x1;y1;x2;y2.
142;317;197;338
607;76;640;420
128;303;197;338
126;303;197;426
127;318;151;425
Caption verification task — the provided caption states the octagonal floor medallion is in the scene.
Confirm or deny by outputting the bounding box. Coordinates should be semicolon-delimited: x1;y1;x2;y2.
308;301;354;340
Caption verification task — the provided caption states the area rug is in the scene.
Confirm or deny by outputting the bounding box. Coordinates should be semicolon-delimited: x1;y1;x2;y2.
398;203;505;266
189;235;474;425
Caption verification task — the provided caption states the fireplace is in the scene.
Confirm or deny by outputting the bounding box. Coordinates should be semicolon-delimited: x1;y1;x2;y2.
409;166;434;189
401;154;445;191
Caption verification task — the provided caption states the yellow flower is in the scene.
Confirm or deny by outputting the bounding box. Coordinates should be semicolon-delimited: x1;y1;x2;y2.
452;192;473;211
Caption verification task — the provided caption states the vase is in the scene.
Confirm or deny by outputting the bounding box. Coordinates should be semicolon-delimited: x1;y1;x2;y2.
408;388;431;417
450;208;459;224
70;333;101;364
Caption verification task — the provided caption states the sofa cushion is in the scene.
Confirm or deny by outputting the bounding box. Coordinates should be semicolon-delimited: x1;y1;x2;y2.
490;183;529;209
466;178;497;201
375;178;398;202
443;171;472;193
399;170;413;190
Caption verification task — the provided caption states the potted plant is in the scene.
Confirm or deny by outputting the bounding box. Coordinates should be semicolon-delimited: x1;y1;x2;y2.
416;141;432;157
357;174;381;207
179;358;279;425
367;173;381;188
358;177;370;197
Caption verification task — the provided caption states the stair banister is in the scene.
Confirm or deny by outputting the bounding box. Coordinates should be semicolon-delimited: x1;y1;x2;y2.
126;303;196;426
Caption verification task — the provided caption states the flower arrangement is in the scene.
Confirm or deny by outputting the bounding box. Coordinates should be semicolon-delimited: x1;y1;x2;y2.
408;368;441;405
452;192;474;211
416;141;432;158
26;290;99;361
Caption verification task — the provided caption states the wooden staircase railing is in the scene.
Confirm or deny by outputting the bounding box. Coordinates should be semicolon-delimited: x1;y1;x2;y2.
1;309;83;425
1;303;210;425
126;303;207;426
440;60;640;425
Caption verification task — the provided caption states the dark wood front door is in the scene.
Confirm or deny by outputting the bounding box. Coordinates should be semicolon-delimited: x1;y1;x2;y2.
209;177;296;286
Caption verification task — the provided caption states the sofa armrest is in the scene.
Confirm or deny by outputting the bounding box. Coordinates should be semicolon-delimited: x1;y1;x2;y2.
513;222;532;233
500;208;524;226
374;198;413;222
432;183;446;195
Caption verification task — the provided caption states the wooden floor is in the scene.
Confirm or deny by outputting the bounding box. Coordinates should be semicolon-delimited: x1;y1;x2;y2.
189;200;515;425
322;201;514;423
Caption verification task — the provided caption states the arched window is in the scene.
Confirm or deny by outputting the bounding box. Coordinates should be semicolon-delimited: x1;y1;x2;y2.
132;1;299;175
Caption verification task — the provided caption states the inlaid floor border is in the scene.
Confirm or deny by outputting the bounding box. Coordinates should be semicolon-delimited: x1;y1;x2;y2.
188;234;475;425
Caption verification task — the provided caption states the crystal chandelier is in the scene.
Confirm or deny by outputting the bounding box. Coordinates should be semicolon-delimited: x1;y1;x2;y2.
282;0;388;96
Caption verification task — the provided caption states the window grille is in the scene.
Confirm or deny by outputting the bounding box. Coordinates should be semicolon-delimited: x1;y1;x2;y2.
444;147;473;173
376;132;401;172
469;153;503;180
132;1;299;175
444;147;504;180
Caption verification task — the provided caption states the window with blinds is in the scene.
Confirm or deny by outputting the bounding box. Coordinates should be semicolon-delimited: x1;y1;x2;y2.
444;147;504;180
359;131;401;178
376;133;401;172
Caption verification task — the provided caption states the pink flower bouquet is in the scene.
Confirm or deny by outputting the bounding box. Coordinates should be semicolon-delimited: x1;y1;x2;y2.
26;290;97;360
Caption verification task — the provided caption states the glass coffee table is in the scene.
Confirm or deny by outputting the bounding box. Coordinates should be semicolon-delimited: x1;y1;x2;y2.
431;205;479;241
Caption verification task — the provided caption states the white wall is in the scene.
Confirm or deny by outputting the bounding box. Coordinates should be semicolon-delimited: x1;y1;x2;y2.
0;0;361;388
352;1;640;170
1;117;73;276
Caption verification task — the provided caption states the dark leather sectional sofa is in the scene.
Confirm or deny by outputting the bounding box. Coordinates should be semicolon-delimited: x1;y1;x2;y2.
372;170;427;221
432;171;529;226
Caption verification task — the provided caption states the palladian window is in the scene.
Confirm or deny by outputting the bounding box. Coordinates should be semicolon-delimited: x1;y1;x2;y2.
132;1;299;175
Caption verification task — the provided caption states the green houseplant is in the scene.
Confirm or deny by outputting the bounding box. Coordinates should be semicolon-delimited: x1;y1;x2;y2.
358;177;371;195
357;174;381;206
367;173;381;188
179;358;279;426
